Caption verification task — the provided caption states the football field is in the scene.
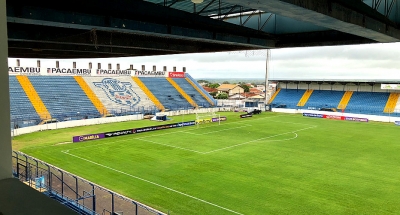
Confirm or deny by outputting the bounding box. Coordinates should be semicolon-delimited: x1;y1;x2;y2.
15;112;400;215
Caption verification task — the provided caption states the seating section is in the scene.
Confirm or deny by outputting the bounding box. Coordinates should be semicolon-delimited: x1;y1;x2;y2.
172;78;213;108
345;92;389;115
272;88;400;116
28;76;100;120
9;76;41;127
139;77;192;110
303;90;344;110
83;76;156;115
270;89;306;109
185;73;216;106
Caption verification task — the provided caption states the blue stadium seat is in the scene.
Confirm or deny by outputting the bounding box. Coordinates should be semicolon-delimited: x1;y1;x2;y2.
271;89;306;109
28;76;100;120
345;92;390;116
172;78;212;108
303;90;344;110
139;77;192;110
9;76;41;127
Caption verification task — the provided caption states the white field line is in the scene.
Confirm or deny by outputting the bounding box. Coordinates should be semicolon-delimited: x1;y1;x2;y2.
135;138;205;154
61;150;244;215
203;126;316;154
181;124;253;135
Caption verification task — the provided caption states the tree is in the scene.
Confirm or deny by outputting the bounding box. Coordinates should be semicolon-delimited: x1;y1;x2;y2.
209;92;217;98
208;83;220;88
197;80;209;84
222;81;230;84
240;84;250;92
216;93;228;99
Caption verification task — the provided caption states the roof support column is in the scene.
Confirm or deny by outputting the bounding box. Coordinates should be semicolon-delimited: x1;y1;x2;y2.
0;0;12;180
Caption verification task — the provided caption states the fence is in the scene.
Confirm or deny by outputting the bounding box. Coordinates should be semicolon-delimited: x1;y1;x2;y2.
12;151;166;215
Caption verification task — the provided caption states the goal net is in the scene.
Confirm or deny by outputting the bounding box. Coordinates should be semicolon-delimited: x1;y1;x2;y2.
195;110;221;127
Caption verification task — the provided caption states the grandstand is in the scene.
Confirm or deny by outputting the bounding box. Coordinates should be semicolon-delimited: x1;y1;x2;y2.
8;69;216;128
268;80;400;116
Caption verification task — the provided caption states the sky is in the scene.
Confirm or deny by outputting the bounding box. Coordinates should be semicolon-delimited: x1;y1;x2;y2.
8;42;400;80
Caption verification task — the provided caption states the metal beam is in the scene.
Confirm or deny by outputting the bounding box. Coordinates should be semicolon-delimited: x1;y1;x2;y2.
224;0;400;42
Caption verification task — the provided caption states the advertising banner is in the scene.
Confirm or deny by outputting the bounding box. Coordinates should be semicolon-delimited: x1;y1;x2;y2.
381;84;400;90
135;121;196;133
47;68;92;76
96;69;132;76
73;133;106;142
344;117;369;122
104;129;134;138
8;67;41;75
72;121;196;142
212;116;227;122
323;115;343;120
303;113;369;123
240;113;253;118
134;70;166;77
303;113;324;118
168;72;185;78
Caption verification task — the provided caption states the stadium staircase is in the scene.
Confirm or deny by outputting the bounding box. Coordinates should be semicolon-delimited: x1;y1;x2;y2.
337;91;353;110
297;89;313;106
9;76;41;126
384;93;400;113
166;77;198;108
139;77;192;110
83;76;156;115
267;88;281;104
74;76;109;116
132;76;165;111
173;77;213;107
28;76;99;120
16;75;51;120
185;74;216;106
304;90;344;109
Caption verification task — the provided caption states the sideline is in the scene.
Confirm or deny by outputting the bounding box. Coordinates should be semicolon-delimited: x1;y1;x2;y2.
62;150;244;215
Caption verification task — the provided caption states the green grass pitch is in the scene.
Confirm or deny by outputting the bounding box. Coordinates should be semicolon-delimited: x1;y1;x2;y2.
14;112;400;215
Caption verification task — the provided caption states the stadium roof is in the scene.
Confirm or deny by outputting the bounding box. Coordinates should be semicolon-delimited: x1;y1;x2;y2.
5;0;400;58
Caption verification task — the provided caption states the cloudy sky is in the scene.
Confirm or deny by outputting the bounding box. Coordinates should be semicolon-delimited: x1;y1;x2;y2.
8;42;400;80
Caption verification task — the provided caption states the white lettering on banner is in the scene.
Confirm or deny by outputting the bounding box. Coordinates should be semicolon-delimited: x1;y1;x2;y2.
96;69;132;76
47;68;91;76
134;71;166;77
168;72;185;78
8;67;41;75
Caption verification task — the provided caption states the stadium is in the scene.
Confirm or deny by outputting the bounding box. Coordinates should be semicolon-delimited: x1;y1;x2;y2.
2;1;400;215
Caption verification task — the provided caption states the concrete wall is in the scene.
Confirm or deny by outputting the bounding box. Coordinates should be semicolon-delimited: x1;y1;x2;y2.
12;114;143;137
11;107;231;137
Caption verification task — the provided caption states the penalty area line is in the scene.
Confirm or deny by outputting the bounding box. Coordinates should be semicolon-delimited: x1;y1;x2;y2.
61;150;244;215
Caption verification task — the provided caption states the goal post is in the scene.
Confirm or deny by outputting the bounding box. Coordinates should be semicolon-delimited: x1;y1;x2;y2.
195;110;221;128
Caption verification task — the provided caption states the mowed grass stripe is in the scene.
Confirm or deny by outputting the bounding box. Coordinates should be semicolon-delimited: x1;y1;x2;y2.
18;112;400;215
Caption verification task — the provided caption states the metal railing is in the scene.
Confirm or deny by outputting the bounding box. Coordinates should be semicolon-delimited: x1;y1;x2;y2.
12;151;166;215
